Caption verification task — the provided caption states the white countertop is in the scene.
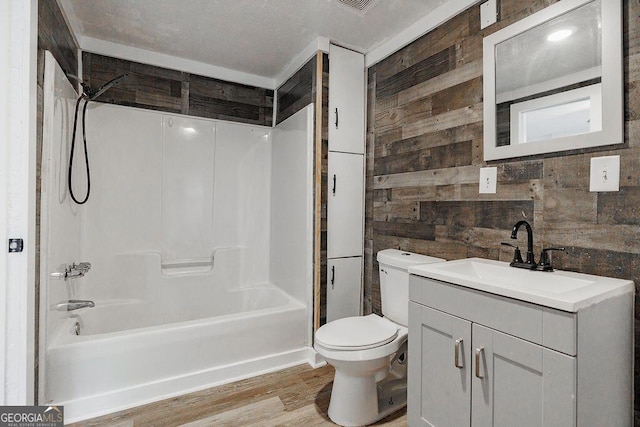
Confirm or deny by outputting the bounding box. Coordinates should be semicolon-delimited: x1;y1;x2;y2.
409;257;634;312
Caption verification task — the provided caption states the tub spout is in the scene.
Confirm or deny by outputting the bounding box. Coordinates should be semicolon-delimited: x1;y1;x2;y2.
56;299;95;311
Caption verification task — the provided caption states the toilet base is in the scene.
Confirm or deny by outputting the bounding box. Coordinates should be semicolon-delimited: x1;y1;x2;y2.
327;370;407;426
328;369;379;426
325;344;408;426
375;375;408;422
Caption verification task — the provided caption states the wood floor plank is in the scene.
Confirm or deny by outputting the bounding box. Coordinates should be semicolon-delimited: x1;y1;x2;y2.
179;397;287;427
69;363;407;427
244;402;334;427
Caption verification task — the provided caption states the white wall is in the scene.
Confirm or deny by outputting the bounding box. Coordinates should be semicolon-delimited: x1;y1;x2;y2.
213;123;272;286
0;0;37;405
161;115;215;264
40;85;279;311
40;53;83;369
270;105;314;305
79;103;163;300
75;104;273;297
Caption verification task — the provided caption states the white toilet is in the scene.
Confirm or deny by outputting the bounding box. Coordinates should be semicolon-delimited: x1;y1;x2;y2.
314;249;445;426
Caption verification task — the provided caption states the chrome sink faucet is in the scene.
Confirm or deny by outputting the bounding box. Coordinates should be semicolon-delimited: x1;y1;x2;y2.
56;299;95;311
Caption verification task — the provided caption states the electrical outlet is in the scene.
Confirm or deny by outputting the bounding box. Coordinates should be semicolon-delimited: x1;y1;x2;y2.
480;0;497;29
479;167;497;194
590;155;620;192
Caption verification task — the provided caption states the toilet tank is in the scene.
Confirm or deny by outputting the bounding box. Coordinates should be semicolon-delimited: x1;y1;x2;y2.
377;249;445;326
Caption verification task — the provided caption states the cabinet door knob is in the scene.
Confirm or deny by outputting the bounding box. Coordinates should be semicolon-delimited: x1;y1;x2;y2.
335;108;339;129
475;347;485;379
454;339;464;368
332;174;337;195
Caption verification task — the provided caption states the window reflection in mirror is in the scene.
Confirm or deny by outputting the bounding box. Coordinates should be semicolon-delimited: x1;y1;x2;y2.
510;84;602;144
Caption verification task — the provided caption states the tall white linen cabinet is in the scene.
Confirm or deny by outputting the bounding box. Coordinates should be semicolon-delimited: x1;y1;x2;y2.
326;44;365;322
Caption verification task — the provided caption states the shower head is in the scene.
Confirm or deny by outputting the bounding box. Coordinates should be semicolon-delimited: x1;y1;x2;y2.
89;73;128;101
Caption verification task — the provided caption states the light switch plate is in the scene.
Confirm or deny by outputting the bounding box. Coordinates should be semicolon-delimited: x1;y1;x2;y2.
480;0;497;29
479;166;497;193
590;155;620;192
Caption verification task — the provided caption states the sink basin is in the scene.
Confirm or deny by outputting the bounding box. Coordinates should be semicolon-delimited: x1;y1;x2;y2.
409;257;633;312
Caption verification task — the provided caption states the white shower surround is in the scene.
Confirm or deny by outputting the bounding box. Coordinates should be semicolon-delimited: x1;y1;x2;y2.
39;53;317;422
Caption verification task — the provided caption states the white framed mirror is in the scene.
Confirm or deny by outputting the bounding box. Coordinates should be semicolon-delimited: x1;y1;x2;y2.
483;0;623;161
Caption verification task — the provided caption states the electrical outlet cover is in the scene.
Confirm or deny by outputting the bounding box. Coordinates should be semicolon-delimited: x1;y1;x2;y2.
480;0;497;29
479;166;498;193
590;155;620;192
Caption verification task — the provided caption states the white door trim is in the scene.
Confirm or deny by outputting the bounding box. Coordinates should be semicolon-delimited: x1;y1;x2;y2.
0;0;38;405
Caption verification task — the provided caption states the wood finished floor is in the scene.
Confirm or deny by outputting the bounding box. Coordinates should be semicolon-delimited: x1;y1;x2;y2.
68;364;407;427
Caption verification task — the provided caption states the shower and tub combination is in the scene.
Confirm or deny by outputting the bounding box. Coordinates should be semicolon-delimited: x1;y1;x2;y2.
39;52;317;422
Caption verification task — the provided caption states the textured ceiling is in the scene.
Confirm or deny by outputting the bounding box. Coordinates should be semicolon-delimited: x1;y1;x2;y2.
58;0;448;80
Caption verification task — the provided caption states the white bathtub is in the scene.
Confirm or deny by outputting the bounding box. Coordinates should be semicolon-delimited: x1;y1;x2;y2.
45;284;312;423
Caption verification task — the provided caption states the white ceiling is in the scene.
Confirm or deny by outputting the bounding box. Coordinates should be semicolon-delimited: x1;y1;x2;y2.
58;0;451;84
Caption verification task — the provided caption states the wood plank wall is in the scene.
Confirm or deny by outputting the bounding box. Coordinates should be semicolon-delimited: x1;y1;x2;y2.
82;52;274;127
276;58;316;124
320;53;329;327
38;0;79;87
365;0;640;419
276;53;330;328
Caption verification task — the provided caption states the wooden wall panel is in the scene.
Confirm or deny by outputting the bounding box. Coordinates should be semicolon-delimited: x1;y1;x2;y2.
276;58;316;124
83;52;273;126
366;0;640;419
38;0;78;85
319;53;329;327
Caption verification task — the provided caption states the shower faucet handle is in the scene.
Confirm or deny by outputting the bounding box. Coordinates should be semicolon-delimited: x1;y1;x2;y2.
50;262;92;280
74;262;92;273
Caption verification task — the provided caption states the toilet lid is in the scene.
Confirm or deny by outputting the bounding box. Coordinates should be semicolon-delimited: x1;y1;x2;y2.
315;314;398;350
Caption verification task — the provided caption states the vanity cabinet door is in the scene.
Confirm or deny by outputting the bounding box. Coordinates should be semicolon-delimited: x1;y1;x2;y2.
408;302;472;427
471;324;576;427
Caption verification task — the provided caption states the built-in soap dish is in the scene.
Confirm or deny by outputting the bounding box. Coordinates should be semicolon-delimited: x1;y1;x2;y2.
161;257;214;276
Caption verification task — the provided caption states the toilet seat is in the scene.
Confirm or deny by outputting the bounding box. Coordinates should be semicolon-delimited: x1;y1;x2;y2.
315;314;398;351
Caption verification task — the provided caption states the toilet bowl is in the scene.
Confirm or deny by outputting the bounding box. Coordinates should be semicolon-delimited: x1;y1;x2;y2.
315;314;408;426
314;249;445;426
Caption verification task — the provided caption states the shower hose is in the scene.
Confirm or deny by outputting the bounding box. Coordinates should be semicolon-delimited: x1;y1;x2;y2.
68;95;91;205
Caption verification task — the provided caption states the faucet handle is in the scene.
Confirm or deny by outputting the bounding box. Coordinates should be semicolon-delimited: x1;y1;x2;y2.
501;242;524;264
537;247;566;272
76;262;91;272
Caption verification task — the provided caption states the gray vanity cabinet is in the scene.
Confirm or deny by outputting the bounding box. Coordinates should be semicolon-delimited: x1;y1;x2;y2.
408;275;633;426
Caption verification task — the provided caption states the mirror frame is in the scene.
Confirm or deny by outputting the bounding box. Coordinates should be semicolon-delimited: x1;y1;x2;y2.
483;0;623;161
